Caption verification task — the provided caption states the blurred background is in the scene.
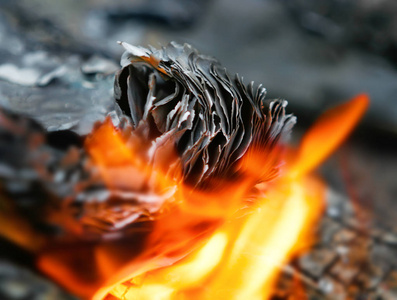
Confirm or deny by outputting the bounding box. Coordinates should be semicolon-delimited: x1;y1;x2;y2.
0;0;396;298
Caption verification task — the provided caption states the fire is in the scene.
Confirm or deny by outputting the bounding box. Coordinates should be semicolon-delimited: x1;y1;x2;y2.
104;177;324;300
34;95;368;299
69;95;365;300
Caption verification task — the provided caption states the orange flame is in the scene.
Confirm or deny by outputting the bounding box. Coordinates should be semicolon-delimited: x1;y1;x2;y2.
290;94;369;177
34;95;368;300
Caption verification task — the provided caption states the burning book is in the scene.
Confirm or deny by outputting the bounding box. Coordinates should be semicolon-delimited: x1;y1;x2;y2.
0;42;368;299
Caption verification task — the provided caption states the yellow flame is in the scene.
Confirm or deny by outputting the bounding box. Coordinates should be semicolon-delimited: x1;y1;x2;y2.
107;175;324;300
109;232;228;299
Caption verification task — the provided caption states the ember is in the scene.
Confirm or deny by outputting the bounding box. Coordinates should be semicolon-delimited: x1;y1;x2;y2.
0;42;368;300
